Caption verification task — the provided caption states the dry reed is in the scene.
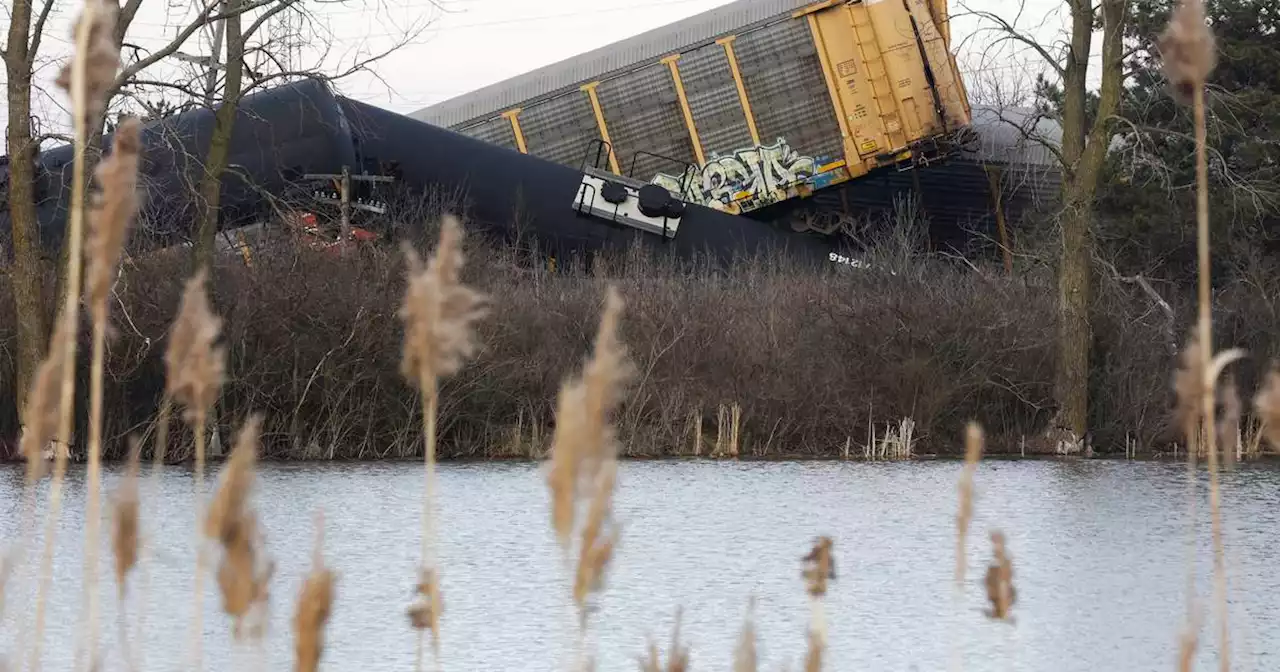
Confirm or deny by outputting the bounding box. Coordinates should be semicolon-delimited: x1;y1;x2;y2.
956;422;983;587
81;114;142;672
0;552;11;620
25;2;118;667
547;287;632;554
1220;378;1241;467
639;610;690;672
398;215;487;666
1161;2;1230;669
205;414;273;640
110;440;142;598
130;394;172;672
165;267;226;671
1252;366;1280;451
1179;610;1202;672
543;286;632;670
109;439;142;669
983;531;1015;621
801;536;834;672
294;513;336;672
165;267;227;433
573;461;618;608
18;316;73;483
733;599;757;672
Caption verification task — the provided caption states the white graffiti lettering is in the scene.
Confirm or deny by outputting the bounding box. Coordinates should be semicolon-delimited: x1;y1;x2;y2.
652;138;818;209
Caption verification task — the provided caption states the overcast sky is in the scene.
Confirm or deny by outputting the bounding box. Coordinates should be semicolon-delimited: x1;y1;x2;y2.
0;0;1105;137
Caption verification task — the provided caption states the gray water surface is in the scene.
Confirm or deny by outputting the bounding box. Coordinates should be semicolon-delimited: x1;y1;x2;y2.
3;460;1279;671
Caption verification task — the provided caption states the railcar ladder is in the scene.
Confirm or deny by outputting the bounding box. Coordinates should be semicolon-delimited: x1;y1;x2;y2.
847;2;907;153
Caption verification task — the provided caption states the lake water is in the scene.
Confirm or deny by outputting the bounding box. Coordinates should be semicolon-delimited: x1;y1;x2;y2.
2;459;1280;671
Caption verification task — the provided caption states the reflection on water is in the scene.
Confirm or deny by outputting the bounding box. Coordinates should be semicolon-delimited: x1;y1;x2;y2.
3;459;1280;671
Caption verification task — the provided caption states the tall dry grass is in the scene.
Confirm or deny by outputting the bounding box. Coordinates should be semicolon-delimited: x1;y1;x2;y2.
398;214;487;670
1160;2;1247;670
0;1;1266;671
13;2;125;669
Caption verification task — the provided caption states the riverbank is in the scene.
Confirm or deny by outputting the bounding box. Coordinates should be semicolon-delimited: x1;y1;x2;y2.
3;218;1277;461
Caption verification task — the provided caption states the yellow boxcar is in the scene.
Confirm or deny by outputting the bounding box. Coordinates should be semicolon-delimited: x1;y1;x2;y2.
413;0;973;216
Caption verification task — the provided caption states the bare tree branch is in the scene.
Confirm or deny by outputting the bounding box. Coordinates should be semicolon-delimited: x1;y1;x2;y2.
114;0;146;45
242;0;301;42
111;0;285;93
953;0;1067;77
25;0;56;66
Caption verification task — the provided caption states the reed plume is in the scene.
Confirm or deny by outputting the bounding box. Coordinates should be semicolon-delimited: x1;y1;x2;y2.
1161;2;1230;669
956;422;984;587
1179;610;1202;672
54;0;121;134
85;117;141;312
399;215;488;667
573;461;618;608
802;536;835;672
1219;377;1240;468
733;599;757;672
0;552;11;621
205;414;274;640
111;439;142;598
639;609;689;672
547;287;632;553
165;267;226;670
27;2;120;667
543;287;632;671
1252;366;1280;452
1159;0;1216;106
165;268;227;431
983;530;1015;621
81;114;142;672
294;514;336;672
18;315;73;484
110;439;142;669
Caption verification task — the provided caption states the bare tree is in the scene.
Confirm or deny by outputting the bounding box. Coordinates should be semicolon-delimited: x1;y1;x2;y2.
2;0;282;420
956;0;1129;450
3;0;423;428
3;0;58;419
134;0;426;266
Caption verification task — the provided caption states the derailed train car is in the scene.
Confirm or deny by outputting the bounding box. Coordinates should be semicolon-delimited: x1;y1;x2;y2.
0;78;840;266
1;79;357;254
412;0;973;222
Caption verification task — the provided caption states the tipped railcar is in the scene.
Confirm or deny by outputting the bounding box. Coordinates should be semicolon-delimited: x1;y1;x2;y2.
1;78;841;267
412;0;975;228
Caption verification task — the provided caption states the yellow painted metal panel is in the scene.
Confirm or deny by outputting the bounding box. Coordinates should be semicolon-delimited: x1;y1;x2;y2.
661;55;706;166
790;0;841;18
805;13;866;179
580;82;621;175
862;0;970;138
500;108;528;154
903;0;971;129
806;0;970;171
814;5;896;167
859;0;932;141
929;0;950;47
716;36;761;147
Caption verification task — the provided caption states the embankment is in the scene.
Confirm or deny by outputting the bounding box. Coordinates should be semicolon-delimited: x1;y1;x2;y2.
1;219;1274;460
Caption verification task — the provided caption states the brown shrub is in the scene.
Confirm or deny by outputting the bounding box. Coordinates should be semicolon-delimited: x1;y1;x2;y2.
3;216;1279;458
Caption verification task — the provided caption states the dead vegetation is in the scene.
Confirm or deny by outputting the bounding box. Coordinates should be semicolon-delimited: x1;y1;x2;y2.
0;1;1260;670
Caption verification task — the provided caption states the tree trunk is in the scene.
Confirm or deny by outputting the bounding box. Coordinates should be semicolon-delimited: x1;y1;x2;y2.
192;0;244;269
1055;196;1093;442
1051;0;1127;449
4;0;50;419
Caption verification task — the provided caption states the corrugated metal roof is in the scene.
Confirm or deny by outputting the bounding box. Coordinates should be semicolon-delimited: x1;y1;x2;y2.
410;0;810;129
965;105;1063;168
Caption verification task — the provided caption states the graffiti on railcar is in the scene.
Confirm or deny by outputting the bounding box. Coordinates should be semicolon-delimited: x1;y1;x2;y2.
651;137;842;213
